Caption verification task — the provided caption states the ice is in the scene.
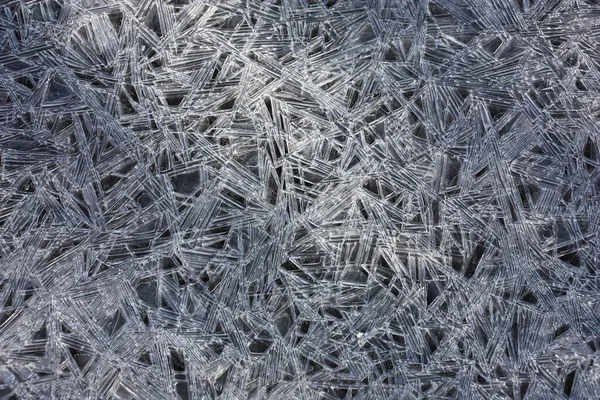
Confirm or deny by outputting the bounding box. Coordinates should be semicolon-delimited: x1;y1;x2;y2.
1;0;600;399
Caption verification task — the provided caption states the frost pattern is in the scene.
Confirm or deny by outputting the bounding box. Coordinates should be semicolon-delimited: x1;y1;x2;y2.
1;0;600;399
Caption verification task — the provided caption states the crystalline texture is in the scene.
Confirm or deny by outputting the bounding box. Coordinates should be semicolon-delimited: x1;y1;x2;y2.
1;0;600;399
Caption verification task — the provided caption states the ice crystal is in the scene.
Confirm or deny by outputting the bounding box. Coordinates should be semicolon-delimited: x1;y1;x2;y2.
1;0;600;399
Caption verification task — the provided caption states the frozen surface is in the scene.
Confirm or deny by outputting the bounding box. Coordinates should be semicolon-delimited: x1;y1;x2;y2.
1;0;600;399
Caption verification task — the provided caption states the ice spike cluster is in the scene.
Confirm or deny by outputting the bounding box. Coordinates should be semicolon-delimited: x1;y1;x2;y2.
1;0;600;399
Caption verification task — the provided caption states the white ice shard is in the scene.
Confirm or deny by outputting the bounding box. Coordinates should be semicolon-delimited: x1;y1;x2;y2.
0;0;599;399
